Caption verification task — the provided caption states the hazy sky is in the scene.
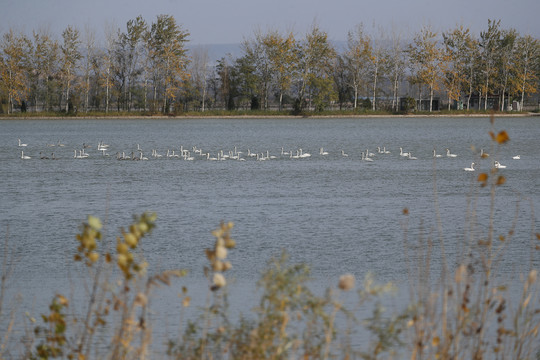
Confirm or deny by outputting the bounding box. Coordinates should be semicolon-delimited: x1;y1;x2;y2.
2;0;539;44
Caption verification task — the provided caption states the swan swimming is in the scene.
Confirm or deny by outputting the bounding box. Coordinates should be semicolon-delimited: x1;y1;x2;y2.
399;147;409;157
433;149;442;158
494;161;506;169
480;148;489;158
341;150;348;157
512;155;520;160
21;151;31;159
319;147;328;156
18;139;28;147
446;148;457;157
463;162;475;171
362;152;374;162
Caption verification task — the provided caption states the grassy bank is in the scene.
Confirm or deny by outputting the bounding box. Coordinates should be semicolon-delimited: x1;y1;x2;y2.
0;109;538;120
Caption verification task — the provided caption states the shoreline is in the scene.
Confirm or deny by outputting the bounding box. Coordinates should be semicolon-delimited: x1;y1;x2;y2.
0;112;538;120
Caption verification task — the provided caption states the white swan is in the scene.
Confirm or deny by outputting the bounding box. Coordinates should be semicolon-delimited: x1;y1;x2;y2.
299;149;311;158
21;151;31;159
494;161;506;169
362;152;374;162
446;148;457;157
433;149;442;158
319;147;329;156
408;152;418;160
341;150;348;157
382;147;391;154
463;162;475;171
399;147;409;157
512;155;520;160
18;139;27;147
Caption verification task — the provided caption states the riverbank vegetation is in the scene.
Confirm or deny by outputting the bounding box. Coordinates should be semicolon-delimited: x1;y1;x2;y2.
0;16;539;117
0;117;538;359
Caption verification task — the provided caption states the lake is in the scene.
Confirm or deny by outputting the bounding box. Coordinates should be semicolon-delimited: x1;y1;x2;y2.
1;116;539;355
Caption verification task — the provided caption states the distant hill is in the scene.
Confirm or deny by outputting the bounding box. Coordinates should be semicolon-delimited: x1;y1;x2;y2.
187;43;242;64
187;40;348;64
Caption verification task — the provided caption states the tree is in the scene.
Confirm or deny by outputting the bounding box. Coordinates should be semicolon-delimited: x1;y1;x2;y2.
344;24;371;110
0;29;30;114
82;25;97;113
442;25;476;110
294;23;336;112
478;19;502;110
408;26;443;112
242;30;272;110
147;15;190;113
332;54;352;110
367;27;386;111
496;28;517;111
27;30;59;112
514;35;539;109
385;26;407;112
189;46;210;111
60;25;81;112
264;30;296;111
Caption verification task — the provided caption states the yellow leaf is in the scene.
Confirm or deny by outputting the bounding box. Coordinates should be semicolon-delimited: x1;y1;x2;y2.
496;176;506;186
432;336;440;347
477;173;488;183
496;130;509;144
87;215;102;230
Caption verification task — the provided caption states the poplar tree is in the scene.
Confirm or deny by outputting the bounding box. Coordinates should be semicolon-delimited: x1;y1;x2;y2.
147;14;190;113
265;31;296;111
442;26;476;110
514;35;539;110
478;19;501;110
294;24;336;112
408;26;443;112
344;24;371;110
60;25;81;112
0;30;30;114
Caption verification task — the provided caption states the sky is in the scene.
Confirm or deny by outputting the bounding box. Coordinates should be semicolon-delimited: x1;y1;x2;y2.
2;0;539;45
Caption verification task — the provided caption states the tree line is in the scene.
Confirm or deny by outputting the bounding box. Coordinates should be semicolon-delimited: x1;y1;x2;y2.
0;16;538;115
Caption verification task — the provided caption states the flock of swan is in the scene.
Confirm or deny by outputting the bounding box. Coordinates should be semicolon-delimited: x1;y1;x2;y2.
16;139;521;170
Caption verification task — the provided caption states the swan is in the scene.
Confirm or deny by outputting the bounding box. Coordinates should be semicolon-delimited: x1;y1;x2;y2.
74;150;87;159
480;148;489;158
512;155;520;160
21;151;31;159
399;147;409;157
57;140;65;147
18;139;28;147
408;152;418;160
463;162;475;171
299;149;311;158
433;149;442;158
446;148;457;157
320;147;329;156
366;149;375;157
362;152;374;162
341;150;348;157
494;161;506;169
382;147;391;154
139;152;148;160
39;152;49;159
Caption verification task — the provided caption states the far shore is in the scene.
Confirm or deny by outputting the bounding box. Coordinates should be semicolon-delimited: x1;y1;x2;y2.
1;112;539;120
